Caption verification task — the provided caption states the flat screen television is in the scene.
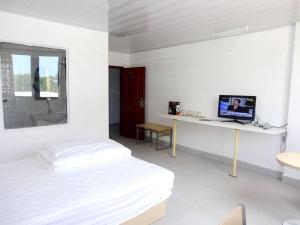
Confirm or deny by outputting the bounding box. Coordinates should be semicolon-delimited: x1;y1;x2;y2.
218;95;256;122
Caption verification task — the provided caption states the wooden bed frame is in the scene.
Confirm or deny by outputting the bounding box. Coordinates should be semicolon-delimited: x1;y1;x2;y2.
122;201;166;225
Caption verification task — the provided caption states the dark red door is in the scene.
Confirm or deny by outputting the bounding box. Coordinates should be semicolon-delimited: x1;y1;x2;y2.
120;67;145;138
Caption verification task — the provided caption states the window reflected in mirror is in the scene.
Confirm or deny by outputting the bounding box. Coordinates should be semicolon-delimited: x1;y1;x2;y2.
0;42;67;129
12;54;32;97
39;56;59;98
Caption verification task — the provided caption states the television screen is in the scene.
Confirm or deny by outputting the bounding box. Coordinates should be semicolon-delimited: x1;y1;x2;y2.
218;95;256;121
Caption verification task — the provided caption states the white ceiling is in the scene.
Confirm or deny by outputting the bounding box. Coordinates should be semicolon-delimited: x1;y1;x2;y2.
0;0;108;31
109;0;300;53
109;0;297;37
0;0;299;53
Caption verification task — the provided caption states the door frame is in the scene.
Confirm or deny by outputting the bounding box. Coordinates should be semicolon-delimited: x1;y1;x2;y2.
109;65;124;69
108;65;123;136
108;65;145;138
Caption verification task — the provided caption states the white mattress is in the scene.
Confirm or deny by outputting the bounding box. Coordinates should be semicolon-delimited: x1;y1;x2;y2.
0;156;174;225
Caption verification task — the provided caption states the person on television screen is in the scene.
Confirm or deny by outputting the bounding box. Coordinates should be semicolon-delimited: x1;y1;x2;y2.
227;99;244;112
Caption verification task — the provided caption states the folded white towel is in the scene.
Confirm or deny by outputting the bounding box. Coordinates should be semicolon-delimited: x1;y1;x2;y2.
37;139;131;170
42;139;115;157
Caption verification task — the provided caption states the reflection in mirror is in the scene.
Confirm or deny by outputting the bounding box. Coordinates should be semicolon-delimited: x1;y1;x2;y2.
0;42;67;129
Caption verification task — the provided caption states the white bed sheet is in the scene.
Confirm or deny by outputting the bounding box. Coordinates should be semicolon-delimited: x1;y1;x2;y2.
0;156;174;225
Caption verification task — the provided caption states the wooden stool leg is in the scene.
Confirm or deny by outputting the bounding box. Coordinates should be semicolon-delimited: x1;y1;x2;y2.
156;131;159;151
136;126;139;144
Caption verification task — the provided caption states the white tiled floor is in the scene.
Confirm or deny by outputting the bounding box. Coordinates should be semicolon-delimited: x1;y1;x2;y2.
113;135;300;225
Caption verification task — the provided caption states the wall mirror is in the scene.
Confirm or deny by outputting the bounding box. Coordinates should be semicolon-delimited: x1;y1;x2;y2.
0;42;67;129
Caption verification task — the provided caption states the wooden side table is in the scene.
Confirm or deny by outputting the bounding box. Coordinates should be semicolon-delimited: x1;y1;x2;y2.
136;123;172;150
276;152;300;225
277;152;300;170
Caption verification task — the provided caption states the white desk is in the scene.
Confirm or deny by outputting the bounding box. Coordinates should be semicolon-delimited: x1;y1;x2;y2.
163;115;287;177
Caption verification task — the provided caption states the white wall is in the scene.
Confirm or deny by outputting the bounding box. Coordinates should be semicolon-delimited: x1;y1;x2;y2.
0;11;108;163
109;36;130;54
284;22;300;180
130;27;293;172
109;51;130;67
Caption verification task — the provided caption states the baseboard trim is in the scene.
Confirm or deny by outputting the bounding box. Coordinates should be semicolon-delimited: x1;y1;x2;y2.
175;144;282;179
282;176;300;188
154;139;300;186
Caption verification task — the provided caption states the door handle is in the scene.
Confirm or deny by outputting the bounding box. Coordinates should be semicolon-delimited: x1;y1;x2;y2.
138;98;144;108
2;99;7;103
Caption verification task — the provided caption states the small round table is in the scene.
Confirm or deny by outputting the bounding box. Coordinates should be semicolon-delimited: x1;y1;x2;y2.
276;152;300;225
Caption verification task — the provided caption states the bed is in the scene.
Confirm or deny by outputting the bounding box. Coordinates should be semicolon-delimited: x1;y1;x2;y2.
0;140;174;225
